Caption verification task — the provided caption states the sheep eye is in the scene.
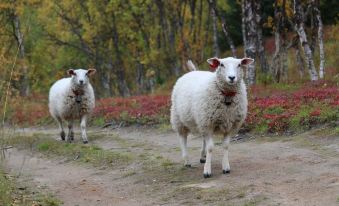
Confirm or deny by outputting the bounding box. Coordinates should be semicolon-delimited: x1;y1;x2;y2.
238;64;241;67
220;64;224;67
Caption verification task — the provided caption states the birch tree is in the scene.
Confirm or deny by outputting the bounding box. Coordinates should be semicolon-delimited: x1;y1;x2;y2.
271;0;288;82
312;0;325;79
293;0;318;81
242;0;257;85
254;1;269;74
208;0;237;57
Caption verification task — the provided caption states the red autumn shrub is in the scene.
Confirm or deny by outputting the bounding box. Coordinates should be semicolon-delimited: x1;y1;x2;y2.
93;95;170;125
4;81;338;134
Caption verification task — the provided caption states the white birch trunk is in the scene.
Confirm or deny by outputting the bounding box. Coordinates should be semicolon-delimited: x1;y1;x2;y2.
293;0;318;81
313;2;325;79
241;0;247;49
209;0;237;57
243;0;257;85
13;15;29;96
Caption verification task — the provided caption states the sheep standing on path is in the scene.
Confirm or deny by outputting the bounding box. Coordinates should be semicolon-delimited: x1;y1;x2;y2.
171;57;254;178
49;69;96;144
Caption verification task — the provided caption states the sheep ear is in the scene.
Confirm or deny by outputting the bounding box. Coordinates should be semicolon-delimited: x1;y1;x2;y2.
240;58;254;66
207;57;220;71
68;69;76;76
87;68;96;76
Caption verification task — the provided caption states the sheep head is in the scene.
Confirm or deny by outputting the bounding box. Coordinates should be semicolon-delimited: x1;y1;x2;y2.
68;68;96;88
207;57;254;88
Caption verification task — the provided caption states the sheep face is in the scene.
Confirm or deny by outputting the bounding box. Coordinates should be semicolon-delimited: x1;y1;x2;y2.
207;57;254;86
68;69;96;87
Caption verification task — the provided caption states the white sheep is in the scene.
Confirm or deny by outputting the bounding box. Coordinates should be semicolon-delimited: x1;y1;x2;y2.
48;69;96;144
170;57;254;178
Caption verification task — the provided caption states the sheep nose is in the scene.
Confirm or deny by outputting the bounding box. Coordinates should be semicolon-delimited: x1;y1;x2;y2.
79;80;84;85
228;76;235;81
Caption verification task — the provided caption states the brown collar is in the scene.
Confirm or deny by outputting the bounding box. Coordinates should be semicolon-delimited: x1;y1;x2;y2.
221;90;237;97
73;89;84;96
72;89;84;103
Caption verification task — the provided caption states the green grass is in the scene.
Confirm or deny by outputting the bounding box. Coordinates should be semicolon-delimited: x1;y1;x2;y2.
162;185;263;206
36;195;62;206
0;169;12;205
4;133;132;169
0;167;61;206
254;123;269;134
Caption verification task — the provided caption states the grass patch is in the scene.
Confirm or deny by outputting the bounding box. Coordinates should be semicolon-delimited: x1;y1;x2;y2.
0;169;12;205
157;123;172;132
0;167;62;206
160;158;175;169
162;185;258;205
4;133;132;169
36;194;62;206
291;127;339;157
122;170;137;178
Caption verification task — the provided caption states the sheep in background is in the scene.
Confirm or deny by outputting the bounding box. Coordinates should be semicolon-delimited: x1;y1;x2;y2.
171;57;254;178
49;68;96;144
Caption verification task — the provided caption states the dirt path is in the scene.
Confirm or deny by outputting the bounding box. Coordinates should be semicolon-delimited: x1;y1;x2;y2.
2;127;339;206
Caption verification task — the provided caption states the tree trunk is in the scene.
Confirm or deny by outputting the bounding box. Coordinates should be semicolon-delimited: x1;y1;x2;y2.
13;15;29;96
272;29;282;82
241;0;247;50
112;13;130;96
243;0;257;85
272;0;288;82
293;0;318;81
202;1;211;60
294;41;305;78
254;1;269;74
136;60;144;94
209;0;219;57
209;0;237;57
313;0;325;79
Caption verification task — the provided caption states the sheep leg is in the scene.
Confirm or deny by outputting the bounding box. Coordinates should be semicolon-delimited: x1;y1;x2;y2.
179;134;190;167
80;115;88;144
56;117;65;141
67;121;74;142
222;135;231;174
203;136;214;178
200;139;206;163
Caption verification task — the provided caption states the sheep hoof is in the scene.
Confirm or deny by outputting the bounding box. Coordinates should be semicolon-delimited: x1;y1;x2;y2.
184;164;191;168
200;159;206;164
223;170;230;174
203;173;211;178
83;140;88;144
70;133;74;140
60;131;65;141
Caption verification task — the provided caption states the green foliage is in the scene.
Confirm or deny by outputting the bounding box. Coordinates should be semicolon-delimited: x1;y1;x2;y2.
265;106;285;115
0;170;12;205
0;0;338;97
6;134;132;168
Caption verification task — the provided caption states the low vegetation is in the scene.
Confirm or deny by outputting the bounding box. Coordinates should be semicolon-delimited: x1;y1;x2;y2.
4;80;338;135
4;133;132;169
0;167;61;206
